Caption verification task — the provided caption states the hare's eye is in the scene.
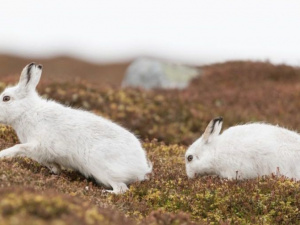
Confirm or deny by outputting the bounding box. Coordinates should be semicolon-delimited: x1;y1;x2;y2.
187;155;193;162
3;96;10;102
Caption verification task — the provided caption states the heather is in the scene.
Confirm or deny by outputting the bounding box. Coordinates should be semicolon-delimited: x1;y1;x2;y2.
1;61;300;224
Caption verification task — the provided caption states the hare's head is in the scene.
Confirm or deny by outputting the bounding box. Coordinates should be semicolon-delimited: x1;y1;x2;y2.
185;117;223;178
0;63;42;125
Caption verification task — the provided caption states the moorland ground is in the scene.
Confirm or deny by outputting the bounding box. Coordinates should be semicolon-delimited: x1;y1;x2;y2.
0;57;300;225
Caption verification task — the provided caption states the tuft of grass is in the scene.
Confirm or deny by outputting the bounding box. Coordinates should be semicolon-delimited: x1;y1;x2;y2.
0;125;18;145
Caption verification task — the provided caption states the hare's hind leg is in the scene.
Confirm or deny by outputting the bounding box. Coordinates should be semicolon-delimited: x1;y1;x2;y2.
44;162;61;174
91;168;129;194
103;181;128;194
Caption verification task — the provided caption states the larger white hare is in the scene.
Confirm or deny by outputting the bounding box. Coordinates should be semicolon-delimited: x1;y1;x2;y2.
185;117;300;180
0;63;152;194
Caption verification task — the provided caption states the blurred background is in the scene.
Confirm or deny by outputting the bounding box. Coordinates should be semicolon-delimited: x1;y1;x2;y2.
2;2;300;224
0;0;300;88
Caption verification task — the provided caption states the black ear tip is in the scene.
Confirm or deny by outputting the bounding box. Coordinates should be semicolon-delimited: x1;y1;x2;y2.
38;64;43;69
28;62;36;67
213;117;223;123
210;117;223;133
27;62;36;75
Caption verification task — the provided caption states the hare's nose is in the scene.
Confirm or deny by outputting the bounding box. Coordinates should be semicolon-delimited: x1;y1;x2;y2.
37;64;43;69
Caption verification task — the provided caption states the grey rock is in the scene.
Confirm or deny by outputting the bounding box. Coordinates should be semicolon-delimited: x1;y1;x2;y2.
122;58;201;89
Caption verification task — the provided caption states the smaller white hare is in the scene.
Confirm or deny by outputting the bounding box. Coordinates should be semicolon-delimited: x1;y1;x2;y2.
185;117;300;180
0;63;152;194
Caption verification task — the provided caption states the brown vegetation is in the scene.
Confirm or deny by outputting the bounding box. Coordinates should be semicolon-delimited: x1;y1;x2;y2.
1;58;300;224
0;54;128;87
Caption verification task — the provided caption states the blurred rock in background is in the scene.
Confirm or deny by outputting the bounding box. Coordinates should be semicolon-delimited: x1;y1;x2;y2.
122;57;201;89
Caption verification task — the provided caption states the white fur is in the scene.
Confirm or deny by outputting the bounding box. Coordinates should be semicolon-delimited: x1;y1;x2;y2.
185;118;300;180
0;63;152;194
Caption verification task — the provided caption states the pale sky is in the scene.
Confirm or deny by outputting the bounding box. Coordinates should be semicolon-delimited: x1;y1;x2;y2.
0;0;300;65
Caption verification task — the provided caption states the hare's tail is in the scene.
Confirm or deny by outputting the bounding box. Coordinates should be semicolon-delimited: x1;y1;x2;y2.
148;158;153;172
144;158;153;180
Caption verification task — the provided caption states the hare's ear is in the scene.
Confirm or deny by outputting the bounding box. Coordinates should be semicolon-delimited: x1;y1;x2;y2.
202;117;223;144
18;62;42;92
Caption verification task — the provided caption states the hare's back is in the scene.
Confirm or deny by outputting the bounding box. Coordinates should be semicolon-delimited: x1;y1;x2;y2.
220;123;300;154
223;123;300;140
39;100;139;145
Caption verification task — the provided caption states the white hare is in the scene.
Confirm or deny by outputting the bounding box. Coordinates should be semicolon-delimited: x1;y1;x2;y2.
0;63;152;194
185;117;300;180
